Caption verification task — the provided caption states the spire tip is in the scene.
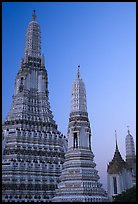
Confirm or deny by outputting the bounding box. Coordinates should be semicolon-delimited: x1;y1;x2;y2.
77;65;80;79
127;125;130;134
32;9;36;21
115;130;118;149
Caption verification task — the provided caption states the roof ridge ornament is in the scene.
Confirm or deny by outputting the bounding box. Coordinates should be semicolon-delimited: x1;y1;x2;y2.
32;9;36;21
115;130;118;150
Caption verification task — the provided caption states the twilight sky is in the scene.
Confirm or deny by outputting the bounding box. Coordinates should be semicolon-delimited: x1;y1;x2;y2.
2;2;136;190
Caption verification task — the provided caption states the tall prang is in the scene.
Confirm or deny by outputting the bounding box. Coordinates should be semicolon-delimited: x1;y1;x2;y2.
52;67;108;202
2;11;67;202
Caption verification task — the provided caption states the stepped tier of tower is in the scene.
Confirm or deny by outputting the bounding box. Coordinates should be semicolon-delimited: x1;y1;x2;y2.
2;127;67;202
4;60;56;127
53;149;108;202
2;11;67;202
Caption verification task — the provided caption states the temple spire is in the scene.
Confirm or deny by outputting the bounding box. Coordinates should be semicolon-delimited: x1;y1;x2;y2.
25;10;41;59
2;10;67;202
71;67;87;112
115;130;118;150
32;10;36;21
52;68;108;202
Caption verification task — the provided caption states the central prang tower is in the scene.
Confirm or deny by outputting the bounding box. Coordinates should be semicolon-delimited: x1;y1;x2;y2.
53;67;108;202
2;11;67;202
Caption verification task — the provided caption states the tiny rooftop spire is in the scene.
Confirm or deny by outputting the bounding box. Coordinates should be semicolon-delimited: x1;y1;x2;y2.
115;130;118;150
127;125;130;134
32;10;36;21
77;65;80;79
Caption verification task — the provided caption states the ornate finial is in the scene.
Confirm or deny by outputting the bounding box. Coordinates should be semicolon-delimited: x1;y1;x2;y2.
115;129;117;137
115;130;117;140
77;65;80;79
32;10;36;21
115;130;118;150
127;125;130;134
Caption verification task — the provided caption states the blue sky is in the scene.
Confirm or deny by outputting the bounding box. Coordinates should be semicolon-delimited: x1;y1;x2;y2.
2;2;136;190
